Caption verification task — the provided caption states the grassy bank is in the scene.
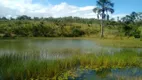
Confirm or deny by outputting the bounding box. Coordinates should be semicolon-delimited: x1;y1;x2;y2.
0;50;141;80
93;38;142;48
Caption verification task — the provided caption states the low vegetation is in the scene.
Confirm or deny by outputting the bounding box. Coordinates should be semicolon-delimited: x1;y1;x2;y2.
0;50;141;79
0;12;142;38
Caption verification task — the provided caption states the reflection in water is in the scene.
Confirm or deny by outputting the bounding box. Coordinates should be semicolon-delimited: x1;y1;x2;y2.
0;39;141;52
0;39;142;59
69;68;142;80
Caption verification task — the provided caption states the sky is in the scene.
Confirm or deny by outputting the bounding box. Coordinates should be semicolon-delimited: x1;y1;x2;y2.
0;0;142;19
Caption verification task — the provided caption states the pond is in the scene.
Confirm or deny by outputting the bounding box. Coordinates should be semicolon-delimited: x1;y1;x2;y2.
0;38;142;79
0;38;142;59
0;39;142;52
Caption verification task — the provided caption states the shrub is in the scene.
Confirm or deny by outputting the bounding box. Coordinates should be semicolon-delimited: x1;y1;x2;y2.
134;30;141;38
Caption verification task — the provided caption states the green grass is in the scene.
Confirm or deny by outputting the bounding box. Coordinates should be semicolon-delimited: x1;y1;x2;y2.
93;38;142;48
0;50;141;80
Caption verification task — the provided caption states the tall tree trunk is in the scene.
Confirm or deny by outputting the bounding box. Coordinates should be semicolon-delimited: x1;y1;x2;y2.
101;18;104;38
101;13;104;38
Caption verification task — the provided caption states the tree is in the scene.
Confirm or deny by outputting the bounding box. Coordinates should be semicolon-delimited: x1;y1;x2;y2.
17;15;31;20
34;17;40;20
1;17;7;20
130;12;138;22
93;0;114;37
120;12;142;38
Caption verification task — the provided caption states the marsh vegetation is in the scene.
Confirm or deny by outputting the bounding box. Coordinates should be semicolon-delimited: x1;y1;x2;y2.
0;0;142;79
0;39;142;80
0;48;142;79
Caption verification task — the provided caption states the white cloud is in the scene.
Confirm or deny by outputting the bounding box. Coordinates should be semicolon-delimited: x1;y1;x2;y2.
0;0;126;19
111;14;128;19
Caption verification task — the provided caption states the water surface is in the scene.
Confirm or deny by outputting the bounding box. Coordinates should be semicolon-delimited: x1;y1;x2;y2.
68;68;142;80
0;38;141;59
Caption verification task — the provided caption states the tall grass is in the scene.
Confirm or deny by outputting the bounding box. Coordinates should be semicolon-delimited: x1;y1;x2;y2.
0;50;141;79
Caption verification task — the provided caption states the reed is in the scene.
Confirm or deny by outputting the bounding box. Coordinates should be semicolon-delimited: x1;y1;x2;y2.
0;50;141;79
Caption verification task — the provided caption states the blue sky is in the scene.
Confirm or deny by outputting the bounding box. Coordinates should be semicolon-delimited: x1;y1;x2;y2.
33;0;142;14
0;0;141;18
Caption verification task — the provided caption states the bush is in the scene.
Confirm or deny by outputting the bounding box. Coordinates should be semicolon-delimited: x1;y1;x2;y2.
3;32;12;37
134;30;141;38
72;28;85;37
134;34;140;38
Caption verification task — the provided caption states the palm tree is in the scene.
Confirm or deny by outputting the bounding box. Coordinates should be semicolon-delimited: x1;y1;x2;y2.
93;0;114;37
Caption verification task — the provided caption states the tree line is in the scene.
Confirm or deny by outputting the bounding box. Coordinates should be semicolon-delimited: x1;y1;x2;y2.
0;12;142;38
0;16;100;37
